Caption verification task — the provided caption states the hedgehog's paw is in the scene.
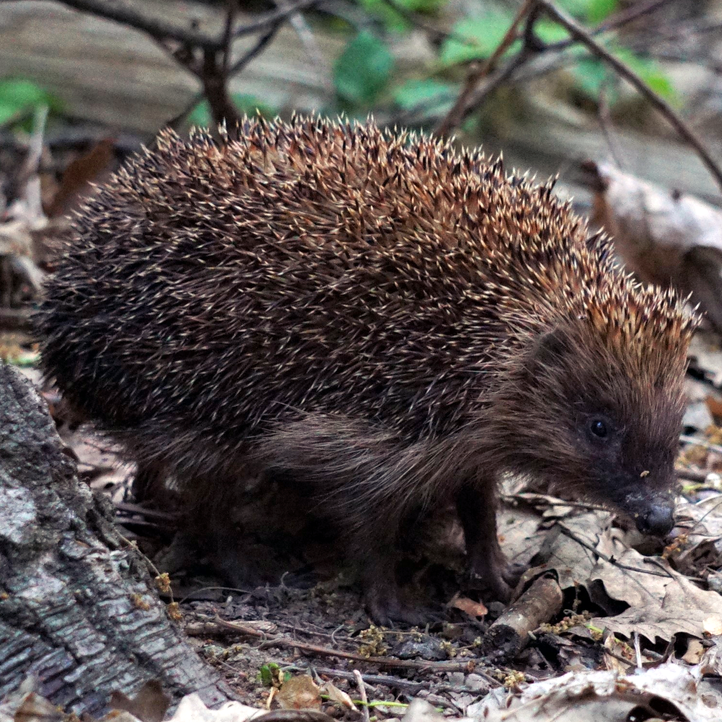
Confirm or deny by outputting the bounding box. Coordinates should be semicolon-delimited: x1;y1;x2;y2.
466;555;522;605
364;582;429;627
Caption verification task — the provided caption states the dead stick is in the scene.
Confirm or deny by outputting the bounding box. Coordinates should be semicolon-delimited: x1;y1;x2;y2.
353;670;370;722
483;575;563;662
208;616;479;671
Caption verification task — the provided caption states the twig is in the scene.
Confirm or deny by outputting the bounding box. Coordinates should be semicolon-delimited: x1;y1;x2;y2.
537;0;722;195
209;615;480;671
233;0;320;38
222;0;237;78
48;0;220;49
353;670;370;722
40;0;320;51
462;49;534;128
436;0;537;138
557;524;673;579
164;23;282;131
597;82;624;169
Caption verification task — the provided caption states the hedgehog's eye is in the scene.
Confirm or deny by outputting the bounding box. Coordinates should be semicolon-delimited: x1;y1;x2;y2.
589;418;608;439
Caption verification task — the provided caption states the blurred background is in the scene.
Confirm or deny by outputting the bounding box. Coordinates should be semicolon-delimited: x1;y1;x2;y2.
4;0;722;339
4;0;722;202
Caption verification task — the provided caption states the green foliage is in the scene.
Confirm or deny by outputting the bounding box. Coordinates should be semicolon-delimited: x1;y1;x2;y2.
572;45;676;104
440;10;569;67
558;0;618;23
0;78;60;127
334;31;394;107
393;78;456;112
358;0;447;31
440;10;520;66
258;663;291;686
187;93;275;127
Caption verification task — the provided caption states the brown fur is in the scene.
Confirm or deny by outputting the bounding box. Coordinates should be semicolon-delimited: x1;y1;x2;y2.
37;116;699;623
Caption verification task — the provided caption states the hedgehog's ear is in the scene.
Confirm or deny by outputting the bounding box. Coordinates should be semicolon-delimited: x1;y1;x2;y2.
527;327;569;373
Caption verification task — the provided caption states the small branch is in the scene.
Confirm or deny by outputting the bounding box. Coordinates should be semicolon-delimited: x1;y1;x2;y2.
353;670;370;722
436;0;538;138
558;524;674;579
42;0;319;52
206;616;482;672
51;0;221;50
538;0;722;195
163;22;282;132
233;0;320;38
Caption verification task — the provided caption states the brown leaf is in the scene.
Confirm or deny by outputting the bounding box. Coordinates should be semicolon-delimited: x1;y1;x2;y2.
448;593;488;618
588;161;722;332
276;676;321;711
109;680;171;722
46;138;115;218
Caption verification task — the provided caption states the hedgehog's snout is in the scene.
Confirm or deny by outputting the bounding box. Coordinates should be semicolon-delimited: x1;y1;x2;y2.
635;500;675;537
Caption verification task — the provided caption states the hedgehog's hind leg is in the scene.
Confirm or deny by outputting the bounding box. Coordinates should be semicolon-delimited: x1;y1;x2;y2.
251;414;436;625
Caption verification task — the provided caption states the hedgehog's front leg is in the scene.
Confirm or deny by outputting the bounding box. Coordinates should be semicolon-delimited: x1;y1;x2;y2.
456;481;518;603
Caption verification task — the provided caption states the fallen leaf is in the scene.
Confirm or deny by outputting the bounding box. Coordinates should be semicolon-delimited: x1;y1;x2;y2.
276;676;321;711
321;681;355;709
468;662;722;721
448;594;488;618
109;680;170;722
589;161;722;332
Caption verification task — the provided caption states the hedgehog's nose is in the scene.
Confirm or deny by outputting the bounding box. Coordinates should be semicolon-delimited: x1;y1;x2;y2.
636;503;675;537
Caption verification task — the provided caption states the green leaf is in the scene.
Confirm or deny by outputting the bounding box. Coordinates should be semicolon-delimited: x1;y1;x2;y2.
440;10;521;66
356;0;447;31
397;0;447;14
0;78;59;126
585;0;618;24
356;0;408;32
533;19;571;45
572;56;610;100
186;100;213;128
231;93;275;117
571;45;676;105
258;663;281;686
186;94;275;128
334;31;394;106
393;78;456;111
613;47;676;101
557;0;618;22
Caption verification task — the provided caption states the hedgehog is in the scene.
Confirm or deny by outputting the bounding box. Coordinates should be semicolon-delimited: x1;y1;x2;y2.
37;116;699;624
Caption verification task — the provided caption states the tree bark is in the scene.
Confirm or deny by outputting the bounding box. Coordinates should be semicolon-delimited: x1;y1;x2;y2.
0;364;235;716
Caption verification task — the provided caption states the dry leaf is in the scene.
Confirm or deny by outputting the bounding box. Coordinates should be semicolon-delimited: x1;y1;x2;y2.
522;507;722;643
468;662;722;721
448;594;488;618
276;676;321;711
682;639;706;664
46;138;115;218
589;161;722;332
168;694;265;722
321;682;354;710
109;680;170;722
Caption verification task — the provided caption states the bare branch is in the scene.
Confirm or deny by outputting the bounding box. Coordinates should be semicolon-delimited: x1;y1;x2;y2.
436;0;538;138
539;0;722;195
25;0;320;52
50;0;220;49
